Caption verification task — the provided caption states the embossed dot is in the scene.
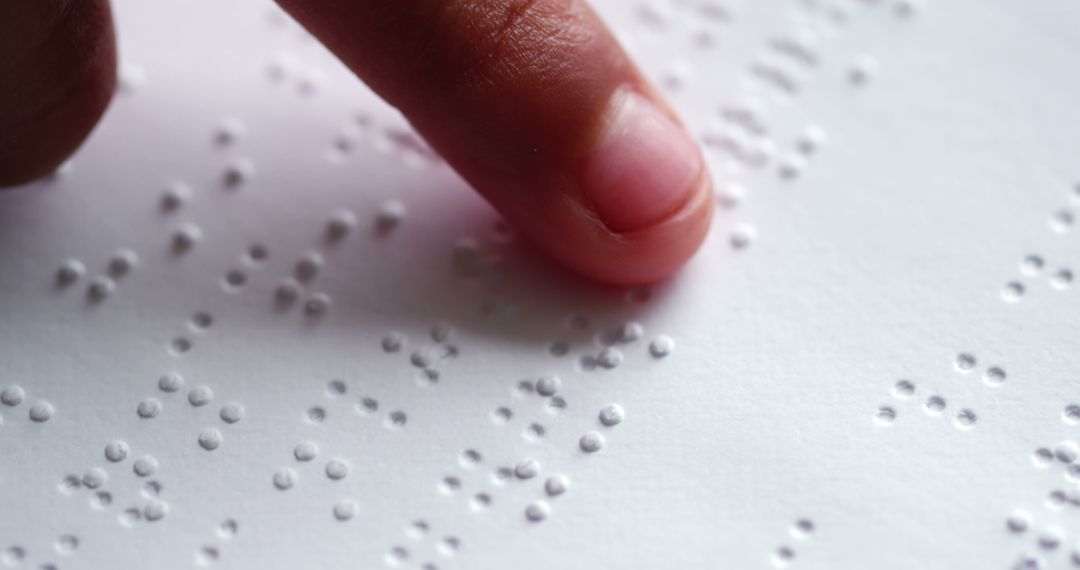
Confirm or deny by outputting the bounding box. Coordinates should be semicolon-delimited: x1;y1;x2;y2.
294;441;319;462
90;490;112;509
382;333;405;353
306;406;327;423
492;407;513;424
536;376;561;397
325;459;349;480
579;431;605;453
649;335;674;358
82;467;108;489
196;546;220;566
137;398;162;419
223;158;254;188
1039;529;1063;550
133;455;159;477
333;499;358;521
1002;282;1025;302
386;410;407;429
772;546;796;567
161;181;192;211
545;474;570;497
87;276;115;302
223;269;247;291
326;380;347;397
954;409;977;429
439;476;462;494
1033;448;1054;468
29;400;55;422
1063;405;1080;425
924;396;946;415
386;546;410;565
190;312;213;331
219;403;244;424
59;474;81;494
172;223;202;253
599;404;625;427
730;224;757;249
874;406;896;426
549;341;569;357
525;502;550;522
515;379;535;396
460;449;482;468
273;467;297;490
55;534;78;555
1;386;25;406
294;252;324;283
955;353;977;372
144;498;169;521
1021;255;1045;276
1007;512;1030;533
357;398;378;415
437;537;460;557
524;423;546;441
56;258;85;286
376;200;407;232
892;380;915;399
2;547;26;565
198;428;223;451
471;493;492;511
1051;269;1074;290
984;367;1006;386
158;371;184;393
1051;210;1075;233
188;386;213;407
171;337;193;355
105;440;130;462
1055;441;1079;463
597;347;623;369
142;480;163;497
514;458;541;480
275;278;300;306
304;293;331;317
548;397;567;414
108;249;139;278
245;244;269;265
792;519;815;539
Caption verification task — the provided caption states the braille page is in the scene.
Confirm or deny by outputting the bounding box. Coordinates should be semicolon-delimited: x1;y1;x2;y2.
1;0;1079;569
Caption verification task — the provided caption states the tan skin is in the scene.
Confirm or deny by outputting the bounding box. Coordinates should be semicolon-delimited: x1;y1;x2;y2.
0;0;713;285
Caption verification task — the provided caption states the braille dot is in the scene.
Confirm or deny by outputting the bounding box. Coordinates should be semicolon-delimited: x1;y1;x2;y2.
56;258;85;286
196;546;220;566
924;396;946;415
730;224;757;249
161;181;191;211
492;466;513;484
1050;210;1075;233
294;442;319;462
137;398;162;419
59;474;81;494
955;353;977;372
108;249;139;278
1048;489;1068;509
536;376;561;397
189;386;213;407
548;397;567;414
874;406;897;426
294;252;324;283
246;244;269;264
618;322;644;343
471;493;492;511
1033;448;1054;467
545;474;570;497
376;200;407;232
214;117;245;146
597;347;623;369
437;537;460;557
382;333;405;353
892;380;915;399
515;458;540;479
386;546;410;565
1063;405;1080;425
142;480;163;497
157;371;183;393
1020;255;1045;276
460;449;482;468
357;398;378;414
1051;269;1074;290
386;410;407;429
223;158;254;188
55;535;78;555
2;547;26;565
411;348;437;369
984;367;1006;386
144;498;169;521
304;293;331;317
219;403;244;424
1039;529;1063;550
524;423;546;441
492;407;513;424
549;341;569;357
954;409;977;429
82;467;107;489
406;520;430;538
525;502;550;522
198;428;223;451
515;379;535;396
223;269;247;291
133;455;159;477
171;337;192;355
118;508;141;527
1006;512;1031;533
772;546;796;567
333;500;358;521
1;385;25;406
579;431;605;453
105;440;129;462
439;476;462;494
599;404;625;427
305;406;328;424
190;312;213;331
172;223;202;253
1002;281;1025;302
324;459;350;480
275;278;300;306
29;400;54;422
273;467;297;490
848;55;878;85
1055;441;1079;463
87;276;115;302
90;490;112;509
792;519;815;539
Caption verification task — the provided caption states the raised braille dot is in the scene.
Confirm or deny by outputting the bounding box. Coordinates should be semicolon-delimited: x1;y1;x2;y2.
648;336;673;358
1033;448;1054;467
1055;441;1079;463
548;397;567;413
549;341;569;356
536;376;561;397
108;249;139;278
172;223;202;253
158;371;183;392
223;158;254;188
325;459;349;480
161;181;191;211
579;431;605;453
198;428;223;450
306;406;327;423
118;508;141;527
1051;210;1075;233
133;455;159;477
955;353;977;372
214;117;245;146
333;499;358;521
82;467;108;489
792;519;815;539
492;406;513;424
924;396;946;415
59;474;81;494
515;379;535;396
460;449;482;468
1021;255;1045;276
772;546;796;567
545;474;569;497
326;379;347;397
219;403;244;424
2;547;26;565
137;398;162;419
294;252;324;283
90;490;112;509
954;409;977;429
848;55;878;85
357;398;378;414
406;520;430;538
1051;269;1074;290
471;493;492;511
29;400;55;422
411;348;437;369
984;367;1006;386
56;258;85;286
1063;405;1080;425
439;476;462;494
55;534;78;555
386;410;407;429
1002;282;1025;302
382;333;405;353
1006;512;1030;533
437;537;460;557
223;269;247;291
273;467;297;490
142;480;163;497
599;404;625;427
1;385;25;406
376;200;407;232
386;546;410;565
514;458;540;479
524;423;546;441
87;276;115;301
1048;489;1068;509
144;498;169;521
874;406;896;426
892;380;915;399
619;321;644;343
597;347;623;369
525;502;550;522
304;293;331;317
170;337;192;355
196;545;220;566
275;278;300;306
105;440;129;462
245;243;268;265
294;441;319;462
1039;529;1063;550
730;224;756;249
189;386;213;407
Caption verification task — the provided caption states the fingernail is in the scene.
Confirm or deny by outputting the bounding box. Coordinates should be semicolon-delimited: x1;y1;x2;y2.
582;89;704;233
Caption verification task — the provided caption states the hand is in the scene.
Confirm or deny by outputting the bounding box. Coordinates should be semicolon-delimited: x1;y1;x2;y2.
0;0;713;284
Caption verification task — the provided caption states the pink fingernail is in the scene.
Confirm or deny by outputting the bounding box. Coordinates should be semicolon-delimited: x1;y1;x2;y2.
582;89;703;233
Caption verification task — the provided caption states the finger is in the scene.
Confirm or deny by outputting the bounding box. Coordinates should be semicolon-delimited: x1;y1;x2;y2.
0;1;117;188
276;0;714;284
